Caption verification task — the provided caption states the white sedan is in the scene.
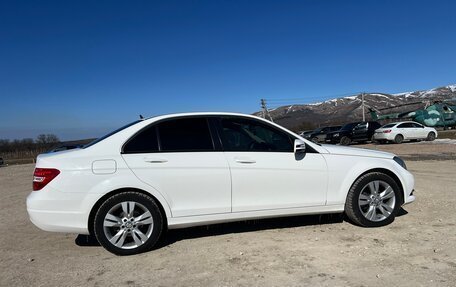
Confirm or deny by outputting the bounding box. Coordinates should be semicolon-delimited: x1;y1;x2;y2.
27;112;415;255
373;121;438;144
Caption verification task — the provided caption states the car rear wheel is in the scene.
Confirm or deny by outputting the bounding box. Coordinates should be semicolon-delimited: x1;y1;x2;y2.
426;132;436;141
94;191;163;255
394;134;404;144
345;172;401;227
340;136;351;146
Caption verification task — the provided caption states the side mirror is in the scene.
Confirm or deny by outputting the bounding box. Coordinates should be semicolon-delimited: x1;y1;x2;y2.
294;139;306;153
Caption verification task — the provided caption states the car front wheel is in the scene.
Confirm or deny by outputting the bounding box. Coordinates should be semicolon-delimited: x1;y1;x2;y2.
345;172;401;227
94;191;164;255
427;132;436;141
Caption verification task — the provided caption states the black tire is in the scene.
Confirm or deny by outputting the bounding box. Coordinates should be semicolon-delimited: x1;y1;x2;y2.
345;172;401;227
94;191;164;255
426;132;436;141
340;136;351;146
394;134;404;144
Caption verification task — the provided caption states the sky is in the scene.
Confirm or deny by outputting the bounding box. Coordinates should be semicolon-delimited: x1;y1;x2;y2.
1;0;455;140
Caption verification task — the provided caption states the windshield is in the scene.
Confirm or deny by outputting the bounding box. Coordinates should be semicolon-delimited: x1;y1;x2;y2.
83;120;142;148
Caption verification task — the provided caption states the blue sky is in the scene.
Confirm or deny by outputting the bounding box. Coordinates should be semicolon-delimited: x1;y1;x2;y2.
1;0;455;140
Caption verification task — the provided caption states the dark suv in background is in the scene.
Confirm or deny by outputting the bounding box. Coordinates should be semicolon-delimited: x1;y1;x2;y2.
304;126;341;143
326;121;381;145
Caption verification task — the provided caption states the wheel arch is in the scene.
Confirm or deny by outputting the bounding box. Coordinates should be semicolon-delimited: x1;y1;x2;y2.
87;187;169;236
349;168;404;205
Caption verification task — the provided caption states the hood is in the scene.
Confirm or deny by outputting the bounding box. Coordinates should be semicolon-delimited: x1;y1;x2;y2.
321;144;394;159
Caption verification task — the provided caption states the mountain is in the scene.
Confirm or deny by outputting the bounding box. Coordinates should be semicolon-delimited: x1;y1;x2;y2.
255;84;456;131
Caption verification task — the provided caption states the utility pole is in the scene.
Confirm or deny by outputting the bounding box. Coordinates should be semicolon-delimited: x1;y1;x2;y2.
260;99;274;122
260;99;266;119
362;92;366;122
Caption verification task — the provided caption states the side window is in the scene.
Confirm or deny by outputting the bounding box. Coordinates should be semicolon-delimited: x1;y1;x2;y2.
403;123;414;128
397;123;408;128
219;117;293;152
123;125;159;153
354;123;367;130
158;118;214;152
412;123;423;128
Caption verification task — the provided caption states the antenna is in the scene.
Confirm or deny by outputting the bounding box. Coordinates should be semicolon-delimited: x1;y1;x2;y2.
139;114;144;120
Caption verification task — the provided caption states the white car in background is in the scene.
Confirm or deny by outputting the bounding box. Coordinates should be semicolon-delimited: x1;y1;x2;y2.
373;121;438;144
27;112;415;255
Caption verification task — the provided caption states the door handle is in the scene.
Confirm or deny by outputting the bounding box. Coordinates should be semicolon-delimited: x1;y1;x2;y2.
143;157;168;163
234;157;256;164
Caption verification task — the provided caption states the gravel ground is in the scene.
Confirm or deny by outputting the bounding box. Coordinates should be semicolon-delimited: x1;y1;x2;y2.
1;146;455;287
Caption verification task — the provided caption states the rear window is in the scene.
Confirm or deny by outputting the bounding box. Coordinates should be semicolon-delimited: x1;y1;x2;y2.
381;123;396;128
84;120;141;148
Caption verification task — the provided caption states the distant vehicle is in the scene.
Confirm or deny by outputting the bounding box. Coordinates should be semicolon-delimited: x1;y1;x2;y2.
370;101;456;129
26;112;415;255
373;121;438;144
326;121;381;145
0;157;4;166
305;126;342;143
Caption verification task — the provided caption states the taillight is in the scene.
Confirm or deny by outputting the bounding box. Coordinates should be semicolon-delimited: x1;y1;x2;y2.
33;168;60;191
383;130;392;133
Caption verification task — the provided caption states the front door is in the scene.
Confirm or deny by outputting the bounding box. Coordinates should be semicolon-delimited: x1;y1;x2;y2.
216;116;328;212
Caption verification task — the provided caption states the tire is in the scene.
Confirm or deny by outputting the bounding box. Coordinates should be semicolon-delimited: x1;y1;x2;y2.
394;134;404;144
94;191;164;255
345;172;401;227
426;132;436;141
340;136;351;146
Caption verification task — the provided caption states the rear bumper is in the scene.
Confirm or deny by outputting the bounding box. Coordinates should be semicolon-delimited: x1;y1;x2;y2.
26;189;91;234
373;133;395;141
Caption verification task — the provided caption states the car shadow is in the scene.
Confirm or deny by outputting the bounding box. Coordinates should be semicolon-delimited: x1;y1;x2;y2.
75;213;344;248
75;208;409;250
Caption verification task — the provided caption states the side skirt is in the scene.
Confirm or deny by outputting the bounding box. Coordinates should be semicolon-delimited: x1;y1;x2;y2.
167;204;345;229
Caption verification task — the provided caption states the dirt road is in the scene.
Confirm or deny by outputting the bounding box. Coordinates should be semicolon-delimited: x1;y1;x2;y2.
1;159;455;287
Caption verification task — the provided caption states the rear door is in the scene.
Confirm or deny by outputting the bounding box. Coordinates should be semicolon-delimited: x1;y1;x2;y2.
121;117;231;217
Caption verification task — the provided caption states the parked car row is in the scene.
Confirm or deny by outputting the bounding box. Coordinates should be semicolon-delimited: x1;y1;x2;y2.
298;121;437;145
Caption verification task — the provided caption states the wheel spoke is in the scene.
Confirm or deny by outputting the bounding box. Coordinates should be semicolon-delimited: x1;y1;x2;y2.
133;228;148;243
378;204;390;217
135;211;153;226
121;201;136;217
104;213;121;227
380;186;394;200
368;181;380;195
110;229;127;247
132;230;143;246
381;203;393;213
365;206;377;220
358;193;370;206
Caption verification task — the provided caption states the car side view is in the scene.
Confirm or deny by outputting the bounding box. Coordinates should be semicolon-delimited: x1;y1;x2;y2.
27;113;415;255
373;121;438;144
326;121;381;145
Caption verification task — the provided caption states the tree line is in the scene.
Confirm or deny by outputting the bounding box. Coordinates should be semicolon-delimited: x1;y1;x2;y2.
0;134;60;160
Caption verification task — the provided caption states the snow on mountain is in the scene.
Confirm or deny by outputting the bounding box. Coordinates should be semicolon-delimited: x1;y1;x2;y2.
256;84;456;130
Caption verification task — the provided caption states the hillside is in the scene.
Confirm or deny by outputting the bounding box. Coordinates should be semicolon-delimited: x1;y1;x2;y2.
256;84;456;131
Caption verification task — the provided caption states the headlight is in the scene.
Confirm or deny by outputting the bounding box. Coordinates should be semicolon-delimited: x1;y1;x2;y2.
393;156;407;170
